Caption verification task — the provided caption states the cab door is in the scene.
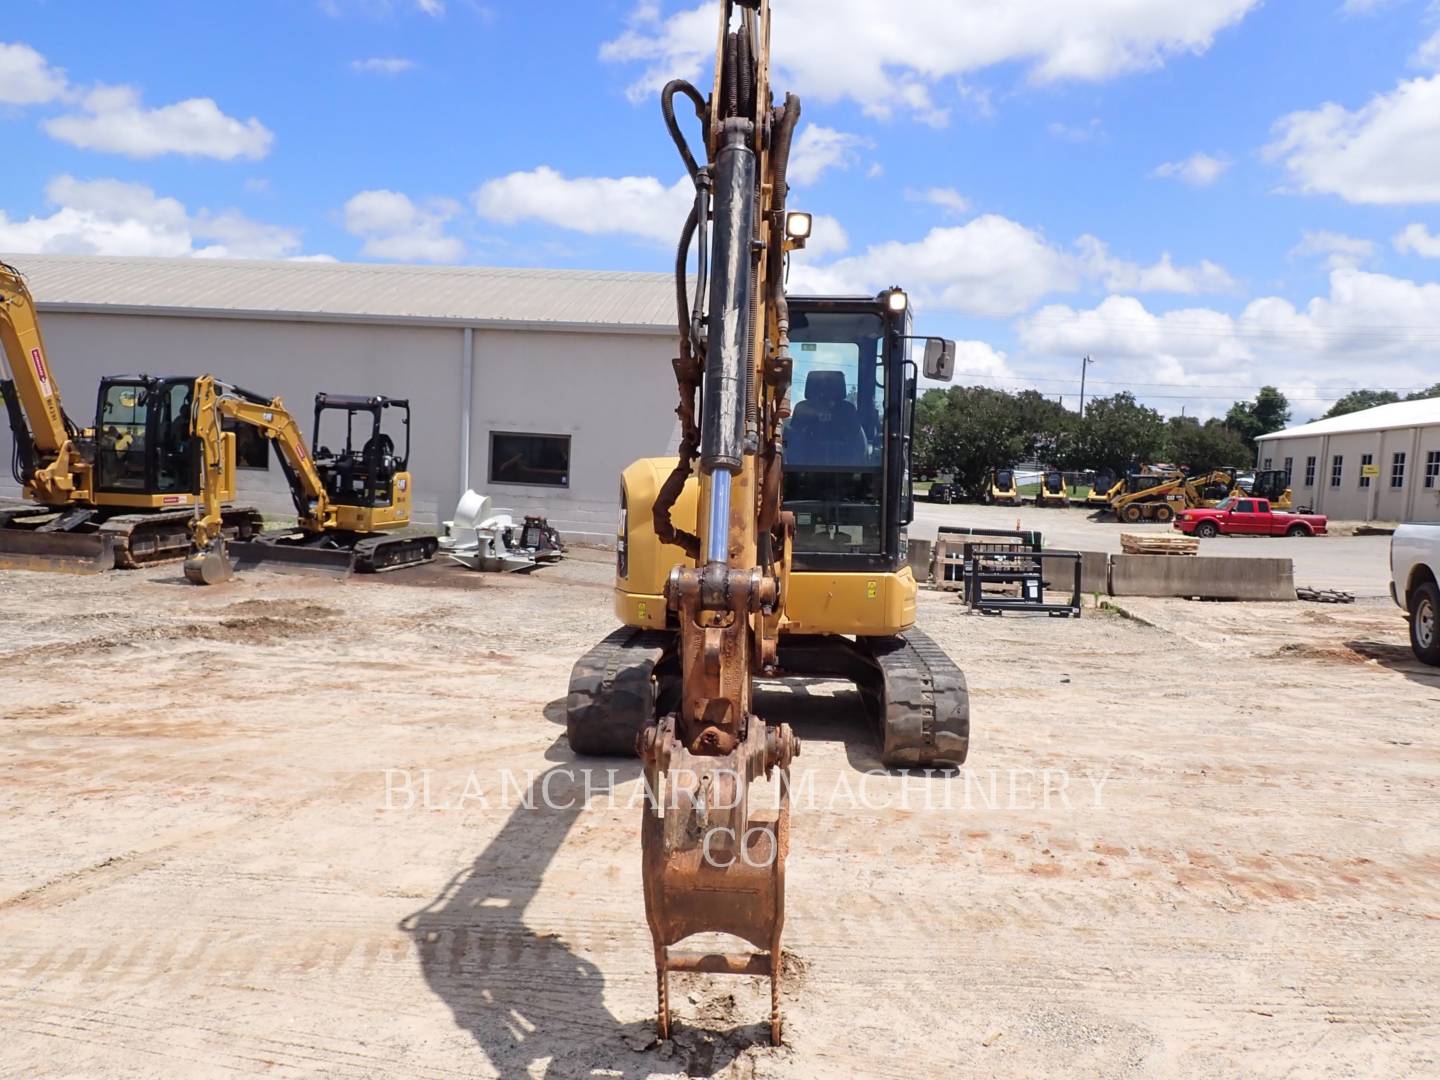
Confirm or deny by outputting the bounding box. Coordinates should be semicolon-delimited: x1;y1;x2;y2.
1230;499;1262;534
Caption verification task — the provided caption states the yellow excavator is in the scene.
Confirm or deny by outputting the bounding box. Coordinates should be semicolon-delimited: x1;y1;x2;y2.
566;0;966;1043
1;260;262;571
184;377;437;583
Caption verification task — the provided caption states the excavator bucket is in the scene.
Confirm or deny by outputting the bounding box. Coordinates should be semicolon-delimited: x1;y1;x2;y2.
641;723;792;1046
0;529;116;574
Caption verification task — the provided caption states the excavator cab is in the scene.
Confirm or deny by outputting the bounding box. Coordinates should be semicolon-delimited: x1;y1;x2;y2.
311;393;410;510
93;376;204;496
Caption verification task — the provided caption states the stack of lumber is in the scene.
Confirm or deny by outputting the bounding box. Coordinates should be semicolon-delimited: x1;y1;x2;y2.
1121;532;1199;556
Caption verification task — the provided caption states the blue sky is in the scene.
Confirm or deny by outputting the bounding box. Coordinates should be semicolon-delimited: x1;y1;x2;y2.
4;0;1440;421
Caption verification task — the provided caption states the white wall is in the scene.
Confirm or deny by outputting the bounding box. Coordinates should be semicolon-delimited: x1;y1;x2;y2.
2;311;679;539
469;327;678;541
1260;424;1440;523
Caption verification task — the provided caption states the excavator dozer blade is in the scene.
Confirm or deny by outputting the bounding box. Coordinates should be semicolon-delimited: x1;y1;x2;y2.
0;529;116;574
225;540;358;577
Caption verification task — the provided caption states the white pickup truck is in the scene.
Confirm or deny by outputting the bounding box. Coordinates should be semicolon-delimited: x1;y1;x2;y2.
1392;524;1440;665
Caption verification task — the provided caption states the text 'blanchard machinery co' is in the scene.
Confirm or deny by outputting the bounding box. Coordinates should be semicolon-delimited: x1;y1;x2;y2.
566;0;970;1044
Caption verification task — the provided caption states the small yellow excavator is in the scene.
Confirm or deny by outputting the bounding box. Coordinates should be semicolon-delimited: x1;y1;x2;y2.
1;260;261;571
985;466;1021;505
567;0;966;1042
184;377;437;583
1035;467;1069;507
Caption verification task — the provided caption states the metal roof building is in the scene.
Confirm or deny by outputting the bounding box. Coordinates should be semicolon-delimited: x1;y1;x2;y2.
3;254;682;538
1256;398;1440;523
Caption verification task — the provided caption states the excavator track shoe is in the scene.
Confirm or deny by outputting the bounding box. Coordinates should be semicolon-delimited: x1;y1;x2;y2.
566;628;671;756
861;628;971;768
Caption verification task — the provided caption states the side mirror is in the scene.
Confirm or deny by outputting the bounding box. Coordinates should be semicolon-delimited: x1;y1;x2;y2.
923;338;956;382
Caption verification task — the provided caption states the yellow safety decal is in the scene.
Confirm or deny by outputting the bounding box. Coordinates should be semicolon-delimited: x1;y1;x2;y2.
638;601;649;620
866;580;878;599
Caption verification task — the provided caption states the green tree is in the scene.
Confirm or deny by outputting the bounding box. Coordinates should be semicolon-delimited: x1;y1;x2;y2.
1012;389;1076;466
1407;382;1440;401
1164;416;1251;473
1063;392;1166;475
1322;389;1400;419
914;386;1029;499
1225;386;1291;453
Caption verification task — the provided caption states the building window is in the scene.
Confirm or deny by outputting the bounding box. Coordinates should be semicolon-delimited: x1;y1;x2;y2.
1283;457;1293;483
1427;451;1440;489
1262;457;1273;471
1304;456;1316;487
489;431;571;487
1391;452;1407;489
1331;455;1344;488
1359;452;1373;489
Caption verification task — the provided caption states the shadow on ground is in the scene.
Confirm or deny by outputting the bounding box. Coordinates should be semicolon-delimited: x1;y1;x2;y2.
1344;639;1440;691
401;697;787;1079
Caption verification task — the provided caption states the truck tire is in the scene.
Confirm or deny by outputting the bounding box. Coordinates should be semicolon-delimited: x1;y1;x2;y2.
1195;521;1220;539
1285;523;1310;537
1411;580;1440;666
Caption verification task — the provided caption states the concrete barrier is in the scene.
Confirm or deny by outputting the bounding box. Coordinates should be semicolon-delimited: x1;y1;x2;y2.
1073;550;1110;595
1109;555;1296;601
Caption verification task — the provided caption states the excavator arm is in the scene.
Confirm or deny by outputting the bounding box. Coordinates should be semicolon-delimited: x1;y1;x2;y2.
187;375;334;581
638;0;804;1045
0;261;89;502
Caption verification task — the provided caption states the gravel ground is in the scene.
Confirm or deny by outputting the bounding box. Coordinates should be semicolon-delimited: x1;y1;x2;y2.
0;553;1436;1079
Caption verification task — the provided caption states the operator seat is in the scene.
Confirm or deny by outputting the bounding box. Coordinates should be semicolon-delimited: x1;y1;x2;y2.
786;370;867;467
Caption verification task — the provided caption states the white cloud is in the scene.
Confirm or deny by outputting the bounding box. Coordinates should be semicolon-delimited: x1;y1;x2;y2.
790;215;1235;317
351;57;416;74
1150;152;1231;187
1047;118;1103;143
0;41;69;105
906;187;971;216
1291;230;1378;269
792;216;1079;317
603;1;1260;121
1416;29;1440;71
1395;222;1440;257
45;85;273;161
1017;267;1440;417
473;166;692;244
0;175;303;259
343;189;463;262
787;125;868;186
1266;74;1440;204
799;214;849;259
1077;236;1237;294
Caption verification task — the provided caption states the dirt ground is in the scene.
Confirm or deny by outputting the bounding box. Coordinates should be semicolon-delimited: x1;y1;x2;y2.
1;551;1437;1079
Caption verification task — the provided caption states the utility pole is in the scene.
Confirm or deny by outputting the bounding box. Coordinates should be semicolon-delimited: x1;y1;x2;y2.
1079;355;1094;418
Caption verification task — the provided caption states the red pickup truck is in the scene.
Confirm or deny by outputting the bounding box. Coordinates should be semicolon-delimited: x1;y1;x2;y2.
1174;498;1328;538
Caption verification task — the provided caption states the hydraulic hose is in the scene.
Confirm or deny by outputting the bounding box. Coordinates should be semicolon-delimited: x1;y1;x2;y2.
661;80;706;183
